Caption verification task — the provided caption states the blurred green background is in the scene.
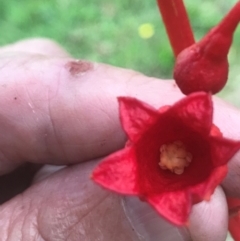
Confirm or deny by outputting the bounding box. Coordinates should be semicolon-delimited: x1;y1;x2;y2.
0;0;240;107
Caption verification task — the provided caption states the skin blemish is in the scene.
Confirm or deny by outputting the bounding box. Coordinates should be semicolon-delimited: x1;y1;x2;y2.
65;60;93;76
159;141;192;175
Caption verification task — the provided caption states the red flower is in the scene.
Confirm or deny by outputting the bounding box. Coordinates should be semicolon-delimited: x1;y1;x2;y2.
92;92;240;225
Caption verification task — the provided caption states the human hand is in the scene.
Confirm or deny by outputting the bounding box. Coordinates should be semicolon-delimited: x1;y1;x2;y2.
0;38;239;241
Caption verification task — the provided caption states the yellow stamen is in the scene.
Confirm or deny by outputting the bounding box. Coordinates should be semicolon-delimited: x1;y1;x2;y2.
159;141;192;175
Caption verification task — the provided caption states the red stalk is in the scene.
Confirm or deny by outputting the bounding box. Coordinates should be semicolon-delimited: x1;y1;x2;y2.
156;0;195;57
228;198;240;241
174;1;240;95
198;1;240;60
217;1;240;36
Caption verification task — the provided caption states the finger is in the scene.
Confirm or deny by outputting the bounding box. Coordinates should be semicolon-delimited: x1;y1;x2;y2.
0;38;70;57
0;53;240;182
188;187;228;241
221;154;240;197
0;54;183;174
123;187;228;241
211;100;240;197
0;160;227;241
0;161;143;241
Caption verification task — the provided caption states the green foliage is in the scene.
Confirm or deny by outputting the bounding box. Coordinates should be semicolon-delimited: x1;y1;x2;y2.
0;0;240;105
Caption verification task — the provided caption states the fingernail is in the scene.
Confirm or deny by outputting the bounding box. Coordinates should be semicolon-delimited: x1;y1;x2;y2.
122;197;191;241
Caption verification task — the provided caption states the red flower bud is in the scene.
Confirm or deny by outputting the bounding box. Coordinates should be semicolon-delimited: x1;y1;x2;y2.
174;2;240;94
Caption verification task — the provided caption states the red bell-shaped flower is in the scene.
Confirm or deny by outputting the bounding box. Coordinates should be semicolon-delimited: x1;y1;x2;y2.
92;92;240;225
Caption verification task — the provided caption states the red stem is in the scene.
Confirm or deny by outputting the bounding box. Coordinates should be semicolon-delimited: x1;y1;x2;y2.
199;1;240;60
228;198;240;241
156;0;195;57
216;1;240;35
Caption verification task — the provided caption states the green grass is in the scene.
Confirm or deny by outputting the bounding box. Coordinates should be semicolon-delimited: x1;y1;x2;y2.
0;0;240;106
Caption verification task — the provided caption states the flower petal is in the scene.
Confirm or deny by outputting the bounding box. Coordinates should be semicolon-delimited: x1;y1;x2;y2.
190;165;227;203
92;148;138;194
118;97;158;142
210;136;240;166
170;92;213;135
146;191;191;225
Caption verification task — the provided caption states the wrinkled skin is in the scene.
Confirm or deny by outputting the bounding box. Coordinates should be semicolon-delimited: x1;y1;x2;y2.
0;38;239;241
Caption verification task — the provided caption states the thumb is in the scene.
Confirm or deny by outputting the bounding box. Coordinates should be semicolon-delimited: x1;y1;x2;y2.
0;53;182;174
123;187;228;241
0;158;227;241
0;49;240;183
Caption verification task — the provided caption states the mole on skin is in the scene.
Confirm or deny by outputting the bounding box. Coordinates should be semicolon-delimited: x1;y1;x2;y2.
65;60;93;76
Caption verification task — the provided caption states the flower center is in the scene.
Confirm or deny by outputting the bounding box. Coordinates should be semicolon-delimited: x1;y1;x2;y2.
159;141;192;175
